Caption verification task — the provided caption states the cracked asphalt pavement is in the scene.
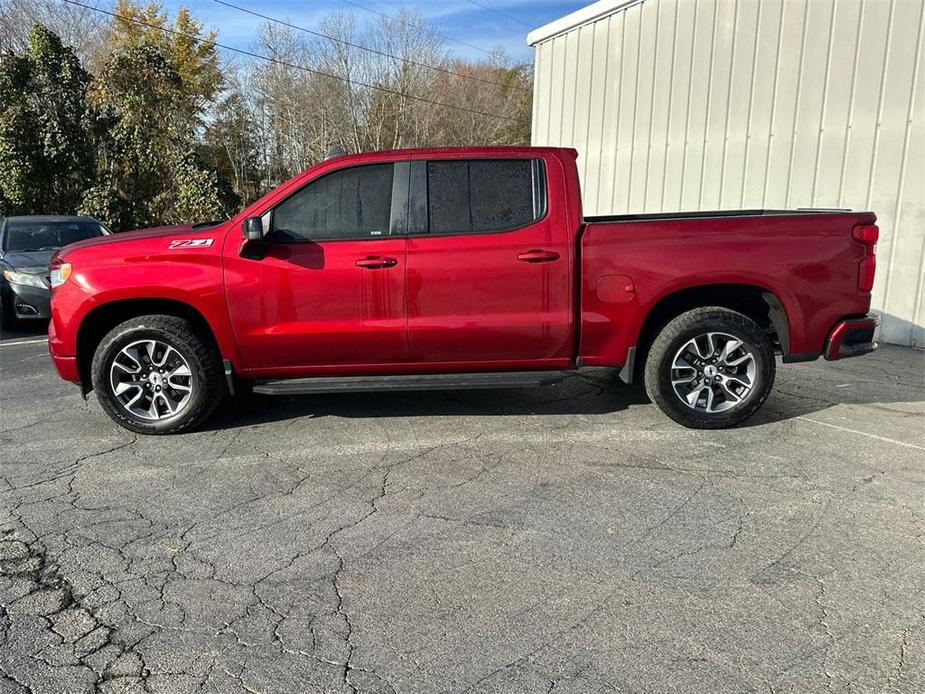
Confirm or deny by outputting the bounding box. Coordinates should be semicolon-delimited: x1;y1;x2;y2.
1;326;923;693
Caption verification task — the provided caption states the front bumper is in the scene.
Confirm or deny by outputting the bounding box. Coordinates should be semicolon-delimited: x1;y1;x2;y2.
3;282;51;319
824;314;880;360
50;353;80;382
48;319;80;382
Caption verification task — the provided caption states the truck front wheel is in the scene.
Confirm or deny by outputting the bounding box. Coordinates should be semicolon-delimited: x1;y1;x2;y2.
91;315;223;435
644;307;776;429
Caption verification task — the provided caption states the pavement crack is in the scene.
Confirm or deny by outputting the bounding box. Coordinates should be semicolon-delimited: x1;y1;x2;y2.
887;614;923;692
0;528;150;692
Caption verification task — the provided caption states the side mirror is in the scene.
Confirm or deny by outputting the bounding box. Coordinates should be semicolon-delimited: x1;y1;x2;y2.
243;216;264;241
240;216;268;260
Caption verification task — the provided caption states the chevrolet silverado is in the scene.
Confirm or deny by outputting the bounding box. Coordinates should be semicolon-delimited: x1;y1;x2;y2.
47;147;880;434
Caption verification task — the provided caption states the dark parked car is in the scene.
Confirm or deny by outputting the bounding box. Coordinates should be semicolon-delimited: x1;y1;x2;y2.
1;215;110;330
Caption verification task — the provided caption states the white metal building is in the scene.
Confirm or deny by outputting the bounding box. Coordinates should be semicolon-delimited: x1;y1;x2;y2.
529;0;924;347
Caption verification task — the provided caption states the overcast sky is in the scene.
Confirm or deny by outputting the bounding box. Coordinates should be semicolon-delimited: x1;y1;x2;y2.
155;0;588;62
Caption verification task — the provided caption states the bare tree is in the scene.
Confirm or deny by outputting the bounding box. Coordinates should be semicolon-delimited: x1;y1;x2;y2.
431;50;533;147
213;5;533;201
0;0;107;63
202;63;263;207
353;9;447;150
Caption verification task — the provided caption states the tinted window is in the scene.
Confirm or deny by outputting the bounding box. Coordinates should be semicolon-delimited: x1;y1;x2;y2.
427;159;541;234
427;161;470;234
3;220;107;251
272;164;393;241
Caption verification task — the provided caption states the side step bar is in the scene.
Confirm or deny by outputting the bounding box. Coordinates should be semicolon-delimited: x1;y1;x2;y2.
252;371;568;396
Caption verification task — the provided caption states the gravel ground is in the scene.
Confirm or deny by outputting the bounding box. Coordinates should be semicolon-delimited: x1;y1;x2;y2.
1;326;923;694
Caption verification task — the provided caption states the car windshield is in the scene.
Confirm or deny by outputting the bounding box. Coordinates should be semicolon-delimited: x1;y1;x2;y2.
4;220;108;252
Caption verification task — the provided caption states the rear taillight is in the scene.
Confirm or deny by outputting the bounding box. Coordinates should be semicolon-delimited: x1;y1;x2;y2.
858;256;876;292
853;225;879;244
853;224;878;292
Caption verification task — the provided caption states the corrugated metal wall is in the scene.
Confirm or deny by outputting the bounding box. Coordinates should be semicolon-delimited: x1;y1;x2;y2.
532;0;925;347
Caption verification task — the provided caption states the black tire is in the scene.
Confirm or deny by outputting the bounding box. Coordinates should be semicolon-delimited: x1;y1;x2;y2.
644;307;776;429
91;315;223;435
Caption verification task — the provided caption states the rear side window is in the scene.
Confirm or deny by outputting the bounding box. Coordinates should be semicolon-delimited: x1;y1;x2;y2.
427;159;545;234
271;163;393;241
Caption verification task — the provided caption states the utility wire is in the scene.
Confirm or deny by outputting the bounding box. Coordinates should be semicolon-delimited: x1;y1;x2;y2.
338;0;496;57
464;0;533;29
211;0;527;93
59;0;517;121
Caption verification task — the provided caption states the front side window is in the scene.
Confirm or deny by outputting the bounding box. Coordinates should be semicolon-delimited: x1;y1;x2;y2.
427;159;544;235
3;220;108;252
271;163;394;241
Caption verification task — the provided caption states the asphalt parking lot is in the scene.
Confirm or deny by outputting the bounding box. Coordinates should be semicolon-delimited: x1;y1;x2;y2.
1;326;923;694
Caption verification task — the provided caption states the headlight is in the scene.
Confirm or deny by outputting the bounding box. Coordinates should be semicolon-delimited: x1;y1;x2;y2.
49;263;72;288
3;269;48;289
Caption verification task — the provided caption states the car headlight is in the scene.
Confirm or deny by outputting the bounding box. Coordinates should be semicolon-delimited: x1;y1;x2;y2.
3;269;48;289
49;263;72;288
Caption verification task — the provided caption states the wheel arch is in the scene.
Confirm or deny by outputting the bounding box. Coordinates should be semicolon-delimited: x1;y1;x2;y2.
76;298;222;393
631;283;790;381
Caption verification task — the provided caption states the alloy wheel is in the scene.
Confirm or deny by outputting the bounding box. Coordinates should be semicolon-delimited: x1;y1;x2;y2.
109;339;193;421
670;332;756;413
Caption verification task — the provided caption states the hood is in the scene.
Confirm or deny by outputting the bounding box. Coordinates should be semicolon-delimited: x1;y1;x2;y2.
1;249;56;270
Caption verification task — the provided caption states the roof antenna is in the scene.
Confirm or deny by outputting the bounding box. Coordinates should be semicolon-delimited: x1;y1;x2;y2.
324;145;347;160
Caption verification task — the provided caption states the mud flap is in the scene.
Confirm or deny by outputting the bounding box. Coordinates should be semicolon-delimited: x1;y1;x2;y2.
618;346;636;384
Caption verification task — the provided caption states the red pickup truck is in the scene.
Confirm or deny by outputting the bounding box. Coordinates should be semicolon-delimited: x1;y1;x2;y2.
48;146;879;434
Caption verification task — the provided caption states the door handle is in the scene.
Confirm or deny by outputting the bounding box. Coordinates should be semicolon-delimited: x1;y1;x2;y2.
517;249;560;263
355;256;398;269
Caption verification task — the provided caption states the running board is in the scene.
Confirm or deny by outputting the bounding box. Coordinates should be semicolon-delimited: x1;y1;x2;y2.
252;371;567;396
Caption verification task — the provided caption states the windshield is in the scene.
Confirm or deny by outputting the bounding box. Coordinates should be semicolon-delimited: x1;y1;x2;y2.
3;220;108;252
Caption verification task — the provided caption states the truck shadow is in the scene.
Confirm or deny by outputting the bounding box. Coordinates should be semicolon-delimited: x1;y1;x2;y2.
203;346;924;430
206;369;651;428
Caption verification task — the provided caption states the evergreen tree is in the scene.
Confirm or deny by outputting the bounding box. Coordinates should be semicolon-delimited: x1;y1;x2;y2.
0;25;95;215
102;0;222;120
80;44;223;230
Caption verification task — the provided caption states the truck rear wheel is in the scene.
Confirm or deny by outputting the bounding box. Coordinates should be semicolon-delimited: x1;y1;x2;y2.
644;307;775;429
91;315;223;435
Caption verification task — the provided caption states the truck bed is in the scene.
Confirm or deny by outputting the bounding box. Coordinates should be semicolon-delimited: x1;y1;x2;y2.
584;208;853;224
578;208;877;367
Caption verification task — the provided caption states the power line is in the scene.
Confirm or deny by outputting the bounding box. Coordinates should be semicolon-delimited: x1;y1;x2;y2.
464;0;533;29
338;0;496;58
211;0;527;93
59;0;516;121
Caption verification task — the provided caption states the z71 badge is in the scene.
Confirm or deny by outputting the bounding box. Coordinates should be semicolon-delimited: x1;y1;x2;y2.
168;239;214;249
